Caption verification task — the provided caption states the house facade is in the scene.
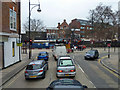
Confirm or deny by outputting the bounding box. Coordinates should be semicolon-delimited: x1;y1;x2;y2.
69;19;93;40
46;19;70;40
0;0;21;69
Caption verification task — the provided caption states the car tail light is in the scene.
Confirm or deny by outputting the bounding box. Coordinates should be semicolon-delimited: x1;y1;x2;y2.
39;70;43;72
25;71;28;73
57;70;63;72
70;70;75;72
46;56;48;58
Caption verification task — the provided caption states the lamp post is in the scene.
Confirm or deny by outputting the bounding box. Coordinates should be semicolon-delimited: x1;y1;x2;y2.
29;0;41;59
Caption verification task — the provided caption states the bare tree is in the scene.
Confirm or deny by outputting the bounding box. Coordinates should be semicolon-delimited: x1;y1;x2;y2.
88;3;118;41
23;18;45;32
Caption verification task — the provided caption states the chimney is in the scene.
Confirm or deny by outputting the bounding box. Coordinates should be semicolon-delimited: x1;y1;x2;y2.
64;19;66;22
57;23;61;29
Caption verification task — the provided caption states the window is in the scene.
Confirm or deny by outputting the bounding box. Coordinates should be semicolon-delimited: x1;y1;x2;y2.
59;59;73;66
81;31;84;33
10;8;17;31
12;42;15;57
80;27;85;29
90;27;93;30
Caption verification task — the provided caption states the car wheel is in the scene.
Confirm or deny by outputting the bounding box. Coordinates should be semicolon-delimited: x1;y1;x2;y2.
47;66;49;70
42;72;45;79
25;78;29;80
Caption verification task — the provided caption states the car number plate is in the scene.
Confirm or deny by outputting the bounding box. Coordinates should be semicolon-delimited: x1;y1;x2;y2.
40;59;44;60
30;76;37;78
65;74;69;76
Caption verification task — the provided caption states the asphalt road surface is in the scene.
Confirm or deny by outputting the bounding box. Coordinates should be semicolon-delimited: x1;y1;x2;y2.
2;49;119;89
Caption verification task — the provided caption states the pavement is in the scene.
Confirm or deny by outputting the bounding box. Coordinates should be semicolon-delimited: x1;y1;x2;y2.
0;48;119;88
0;52;32;88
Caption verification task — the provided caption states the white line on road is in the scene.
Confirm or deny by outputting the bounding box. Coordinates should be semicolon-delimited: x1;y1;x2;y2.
77;64;84;73
74;60;96;88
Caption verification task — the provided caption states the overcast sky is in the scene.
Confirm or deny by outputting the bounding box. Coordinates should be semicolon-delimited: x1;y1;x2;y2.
21;0;119;33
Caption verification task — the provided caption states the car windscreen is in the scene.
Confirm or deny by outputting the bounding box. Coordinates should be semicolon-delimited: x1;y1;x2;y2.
39;53;47;56
59;59;74;66
87;50;95;55
26;64;41;70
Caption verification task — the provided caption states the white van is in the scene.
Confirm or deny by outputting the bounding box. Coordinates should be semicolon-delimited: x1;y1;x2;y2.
53;45;67;60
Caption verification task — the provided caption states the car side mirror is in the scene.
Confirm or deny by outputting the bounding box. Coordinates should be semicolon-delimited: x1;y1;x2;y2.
83;85;88;88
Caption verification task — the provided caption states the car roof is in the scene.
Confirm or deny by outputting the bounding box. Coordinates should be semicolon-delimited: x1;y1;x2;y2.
28;60;44;65
59;56;71;60
39;51;48;54
88;50;98;51
50;78;82;87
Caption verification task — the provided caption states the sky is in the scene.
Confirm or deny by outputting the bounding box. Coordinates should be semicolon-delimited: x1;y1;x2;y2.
21;0;119;33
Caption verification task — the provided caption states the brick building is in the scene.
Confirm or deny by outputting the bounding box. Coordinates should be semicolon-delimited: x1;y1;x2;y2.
0;0;21;69
46;27;59;40
69;19;93;40
46;19;70;40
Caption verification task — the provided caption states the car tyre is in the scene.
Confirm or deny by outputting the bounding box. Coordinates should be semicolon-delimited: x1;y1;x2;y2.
25;78;29;80
47;66;49;70
42;72;45;79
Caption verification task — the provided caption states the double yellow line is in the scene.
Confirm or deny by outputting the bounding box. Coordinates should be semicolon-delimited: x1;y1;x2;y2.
98;56;120;79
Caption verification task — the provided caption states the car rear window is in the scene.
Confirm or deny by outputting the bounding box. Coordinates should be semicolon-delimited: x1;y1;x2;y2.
87;50;95;55
59;59;73;66
26;64;41;70
39;53;47;56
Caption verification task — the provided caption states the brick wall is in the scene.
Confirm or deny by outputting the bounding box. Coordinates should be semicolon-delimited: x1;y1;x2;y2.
2;1;20;34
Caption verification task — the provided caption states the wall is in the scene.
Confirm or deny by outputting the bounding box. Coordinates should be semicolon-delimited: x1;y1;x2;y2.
4;37;19;67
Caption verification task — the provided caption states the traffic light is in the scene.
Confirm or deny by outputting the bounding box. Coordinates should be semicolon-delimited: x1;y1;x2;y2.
30;40;32;45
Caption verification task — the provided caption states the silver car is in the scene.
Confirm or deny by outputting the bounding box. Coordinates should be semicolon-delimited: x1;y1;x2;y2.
56;56;76;78
25;60;48;80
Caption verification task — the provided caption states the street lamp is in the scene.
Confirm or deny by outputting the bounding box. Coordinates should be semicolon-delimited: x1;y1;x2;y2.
29;0;41;59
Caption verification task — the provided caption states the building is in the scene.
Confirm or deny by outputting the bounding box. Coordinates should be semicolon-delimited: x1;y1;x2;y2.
21;31;47;42
0;0;21;69
46;19;70;40
57;19;70;39
69;19;93;40
46;27;59;40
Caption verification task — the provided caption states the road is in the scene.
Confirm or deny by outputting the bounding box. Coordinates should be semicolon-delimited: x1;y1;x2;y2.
2;49;119;88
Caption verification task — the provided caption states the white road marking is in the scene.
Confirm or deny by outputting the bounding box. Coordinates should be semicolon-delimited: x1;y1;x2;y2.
78;64;84;73
74;60;96;88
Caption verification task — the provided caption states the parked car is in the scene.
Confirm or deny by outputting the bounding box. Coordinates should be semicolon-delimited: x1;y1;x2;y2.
37;51;49;61
84;50;99;60
53;45;67;60
56;56;76;78
47;78;88;90
77;45;86;51
24;60;48;80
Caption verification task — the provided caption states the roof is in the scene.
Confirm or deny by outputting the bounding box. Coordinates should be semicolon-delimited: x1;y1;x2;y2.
29;60;43;65
77;19;92;26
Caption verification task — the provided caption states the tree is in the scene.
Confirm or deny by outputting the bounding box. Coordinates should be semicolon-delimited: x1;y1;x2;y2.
88;3;118;41
23;18;45;32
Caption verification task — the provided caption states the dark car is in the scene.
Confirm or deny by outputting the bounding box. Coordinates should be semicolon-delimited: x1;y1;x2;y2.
37;51;49;61
84;50;99;60
47;78;87;90
25;60;48;80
